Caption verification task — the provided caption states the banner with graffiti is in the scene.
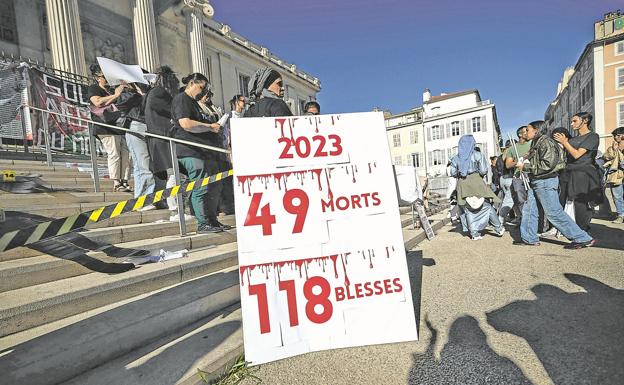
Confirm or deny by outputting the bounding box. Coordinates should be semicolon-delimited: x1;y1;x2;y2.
0;60;30;140
29;68;94;153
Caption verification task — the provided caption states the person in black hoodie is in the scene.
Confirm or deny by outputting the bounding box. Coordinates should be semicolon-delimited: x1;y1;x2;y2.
244;68;292;118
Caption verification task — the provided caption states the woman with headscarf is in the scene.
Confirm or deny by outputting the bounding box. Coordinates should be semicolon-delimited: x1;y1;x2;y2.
449;134;504;240
553;112;603;231
516;120;594;248
244;68;292;118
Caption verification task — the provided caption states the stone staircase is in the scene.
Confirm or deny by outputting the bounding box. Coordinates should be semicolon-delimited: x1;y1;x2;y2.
0;158;450;385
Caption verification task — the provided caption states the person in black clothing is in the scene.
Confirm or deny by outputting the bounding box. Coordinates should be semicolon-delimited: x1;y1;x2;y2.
553;112;603;231
244;68;292;118
144;66;180;212
87;64;132;192
304;101;320;115
171;72;229;233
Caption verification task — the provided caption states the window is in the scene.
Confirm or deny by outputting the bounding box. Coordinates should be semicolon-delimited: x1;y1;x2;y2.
394;156;402;166
238;73;250;97
413;153;422;168
410;130;418;144
0;0;18;43
472;117;481;132
451;121;460;136
393;133;401;147
431;125;441;140
407;155;413;166
299;99;307;115
617;67;624;90
616;41;624;56
618;103;624;127
432;150;444;166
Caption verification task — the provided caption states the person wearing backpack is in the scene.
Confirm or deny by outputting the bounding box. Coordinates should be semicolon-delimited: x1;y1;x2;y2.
553;112;603;231
515;120;594;249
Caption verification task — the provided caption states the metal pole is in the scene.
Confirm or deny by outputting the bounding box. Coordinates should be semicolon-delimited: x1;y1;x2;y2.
88;123;101;193
41;111;52;167
170;140;186;236
19;106;29;154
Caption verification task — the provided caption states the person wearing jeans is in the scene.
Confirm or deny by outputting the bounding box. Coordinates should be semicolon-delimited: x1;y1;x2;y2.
125;121;155;199
517;120;595;249
520;177;593;245
603;126;624;223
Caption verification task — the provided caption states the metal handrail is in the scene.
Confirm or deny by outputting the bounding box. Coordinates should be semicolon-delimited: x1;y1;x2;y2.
21;104;233;238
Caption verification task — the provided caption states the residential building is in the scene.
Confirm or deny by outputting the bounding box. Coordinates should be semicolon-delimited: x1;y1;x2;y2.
0;0;320;113
545;10;624;151
384;107;425;177
422;89;501;177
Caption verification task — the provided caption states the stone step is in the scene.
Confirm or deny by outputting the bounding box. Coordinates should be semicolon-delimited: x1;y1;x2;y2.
0;214;236;261
0;267;241;385
63;306;244;385
6;199;134;217
0;192;133;206
0;242;239;338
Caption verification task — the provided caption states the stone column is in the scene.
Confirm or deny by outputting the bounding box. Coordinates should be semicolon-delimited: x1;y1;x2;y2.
184;0;213;76
45;0;87;75
132;0;160;72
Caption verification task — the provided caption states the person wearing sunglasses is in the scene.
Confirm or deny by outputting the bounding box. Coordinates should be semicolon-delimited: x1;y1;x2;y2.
244;68;292;118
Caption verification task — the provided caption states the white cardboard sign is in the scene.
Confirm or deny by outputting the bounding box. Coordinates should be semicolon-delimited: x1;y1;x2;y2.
231;112;418;365
96;57;148;85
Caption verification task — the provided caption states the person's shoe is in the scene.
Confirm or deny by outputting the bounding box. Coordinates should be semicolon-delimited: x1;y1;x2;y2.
564;239;596;249
169;213;195;222
214;221;233;230
197;223;224;234
538;228;558;237
513;240;540;246
113;183;132;193
471;235;483;241
495;228;506;237
612;216;624;224
139;204;156;212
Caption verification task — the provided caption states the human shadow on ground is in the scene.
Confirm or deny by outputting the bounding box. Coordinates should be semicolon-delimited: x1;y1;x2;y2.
405;251;436;334
408;316;533;385
1;211;140;274
487;273;624;385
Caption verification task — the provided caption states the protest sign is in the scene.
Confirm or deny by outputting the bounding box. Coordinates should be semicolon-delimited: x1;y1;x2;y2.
96;57;148;86
231;112;418;365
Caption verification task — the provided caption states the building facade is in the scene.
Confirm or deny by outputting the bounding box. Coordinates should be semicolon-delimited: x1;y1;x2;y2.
545;10;624;151
384;108;425;177
385;89;501;179
0;0;320;113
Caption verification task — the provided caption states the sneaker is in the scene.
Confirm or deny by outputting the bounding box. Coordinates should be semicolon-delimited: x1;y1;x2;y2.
169;213;195;222
197;223;224;234
564;239;596;249
139;204;156;212
513;240;541;246
214;221;233;230
612;216;624;224
538;228;558;237
495;228;505;237
472;235;483;241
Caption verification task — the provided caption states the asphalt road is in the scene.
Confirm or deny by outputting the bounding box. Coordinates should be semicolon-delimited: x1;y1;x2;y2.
242;219;624;385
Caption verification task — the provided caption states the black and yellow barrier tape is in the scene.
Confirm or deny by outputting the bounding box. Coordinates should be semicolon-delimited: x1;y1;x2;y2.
0;169;233;253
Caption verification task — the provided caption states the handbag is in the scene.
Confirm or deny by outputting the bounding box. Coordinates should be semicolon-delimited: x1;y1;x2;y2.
89;102;121;125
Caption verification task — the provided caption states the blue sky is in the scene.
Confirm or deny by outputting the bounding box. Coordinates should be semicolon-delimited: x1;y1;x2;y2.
213;0;622;138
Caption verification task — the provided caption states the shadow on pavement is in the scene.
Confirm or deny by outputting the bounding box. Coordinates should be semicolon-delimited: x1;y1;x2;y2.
408;316;532;385
406;251;436;335
487;273;624;385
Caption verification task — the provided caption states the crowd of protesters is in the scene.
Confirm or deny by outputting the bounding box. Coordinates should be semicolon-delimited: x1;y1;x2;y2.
448;112;623;249
87;63;319;233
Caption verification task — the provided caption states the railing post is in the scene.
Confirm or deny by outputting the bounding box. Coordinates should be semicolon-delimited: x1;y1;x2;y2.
41;111;52;167
170;140;186;236
88;123;101;193
19;105;29;154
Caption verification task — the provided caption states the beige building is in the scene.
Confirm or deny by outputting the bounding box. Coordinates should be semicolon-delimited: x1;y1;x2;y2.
0;0;320;113
384;107;426;177
545;10;624;151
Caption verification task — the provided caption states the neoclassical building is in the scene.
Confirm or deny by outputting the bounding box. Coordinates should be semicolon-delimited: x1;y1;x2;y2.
0;0;321;113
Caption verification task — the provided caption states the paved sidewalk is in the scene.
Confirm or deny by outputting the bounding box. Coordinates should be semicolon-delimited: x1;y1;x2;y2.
242;219;624;385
